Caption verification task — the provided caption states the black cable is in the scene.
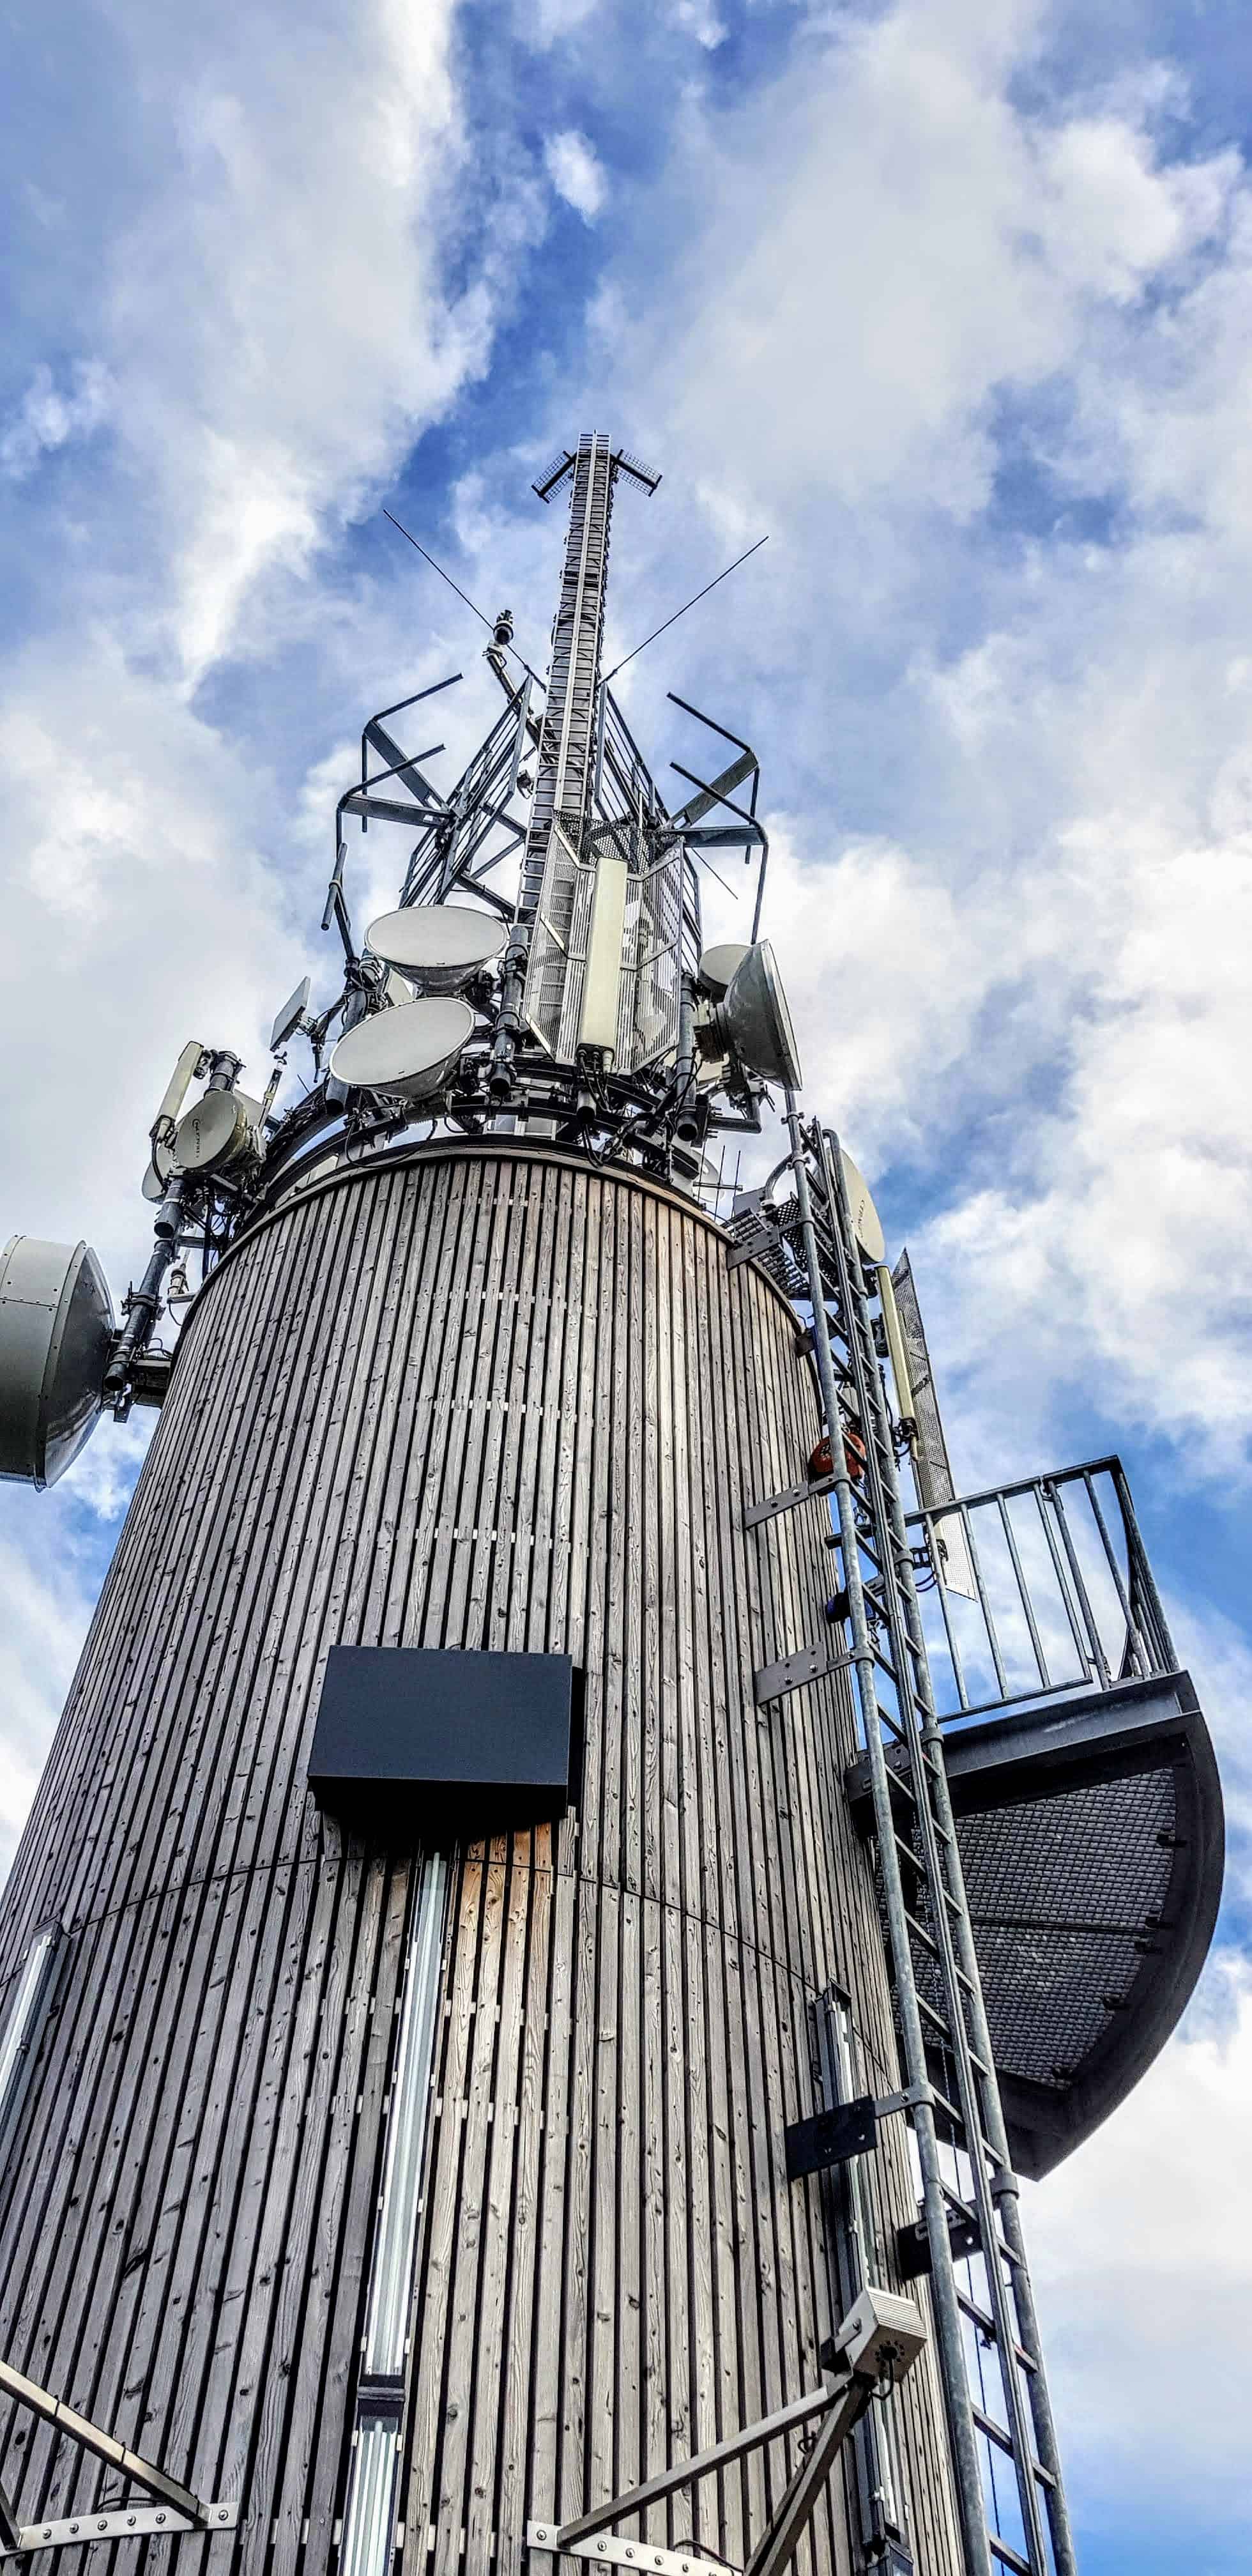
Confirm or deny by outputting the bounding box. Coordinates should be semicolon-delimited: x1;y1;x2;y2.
382;509;541;682
602;535;768;684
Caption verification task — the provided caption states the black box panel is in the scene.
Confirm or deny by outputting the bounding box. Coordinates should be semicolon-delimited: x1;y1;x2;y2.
308;1644;576;1843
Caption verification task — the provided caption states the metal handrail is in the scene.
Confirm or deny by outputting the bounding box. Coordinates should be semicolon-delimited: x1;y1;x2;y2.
906;1456;1179;1725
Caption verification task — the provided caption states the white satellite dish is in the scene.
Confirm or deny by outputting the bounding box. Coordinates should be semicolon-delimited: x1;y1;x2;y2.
174;1090;263;1176
328;997;474;1103
366;905;507;994
0;1236;115;1489
697;942;751;1002
841;1149;885;1264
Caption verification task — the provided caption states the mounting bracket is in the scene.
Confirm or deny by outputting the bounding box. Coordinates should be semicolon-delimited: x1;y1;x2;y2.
526;2288;926;2576
0;2358;236;2559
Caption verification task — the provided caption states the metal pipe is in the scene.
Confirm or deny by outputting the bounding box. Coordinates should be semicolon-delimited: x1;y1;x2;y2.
903;1455;1123;1522
996;1494;1051;1693
1048;1478;1112;1689
1032;1483;1092;1676
1110;1460;1179;1671
1083;1471;1145;1676
960;1502;1009;1701
103;1179;187;1404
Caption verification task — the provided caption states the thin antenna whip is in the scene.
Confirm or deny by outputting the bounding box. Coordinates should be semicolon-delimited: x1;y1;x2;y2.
602;535;768;686
382;509;540;681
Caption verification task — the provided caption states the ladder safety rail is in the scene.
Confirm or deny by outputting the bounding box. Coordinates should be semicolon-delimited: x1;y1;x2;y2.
817;1119;1073;2576
769;1101;1077;2576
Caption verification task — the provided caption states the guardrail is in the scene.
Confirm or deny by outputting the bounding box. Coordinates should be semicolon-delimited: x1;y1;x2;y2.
908;1456;1178;1726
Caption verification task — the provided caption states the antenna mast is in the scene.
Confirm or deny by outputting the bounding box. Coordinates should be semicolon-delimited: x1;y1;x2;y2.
521;434;660;916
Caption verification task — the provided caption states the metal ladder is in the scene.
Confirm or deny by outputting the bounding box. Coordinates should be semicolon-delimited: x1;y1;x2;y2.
777;1104;1078;2576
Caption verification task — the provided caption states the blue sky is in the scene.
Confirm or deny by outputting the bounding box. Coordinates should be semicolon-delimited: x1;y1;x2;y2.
1;1;1249;2566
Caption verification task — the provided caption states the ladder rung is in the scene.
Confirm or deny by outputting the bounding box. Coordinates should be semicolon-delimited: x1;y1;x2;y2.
903;1905;942;1961
972;2408;1056;2497
987;2533;1034;2576
938;2180;1016;2271
956;2287;1037;2375
928;2082;998;2166
972;2404;1014;2459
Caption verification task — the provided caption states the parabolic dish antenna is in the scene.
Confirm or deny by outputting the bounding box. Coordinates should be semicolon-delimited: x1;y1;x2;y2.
841;1149;885;1264
0;1236;115;1489
174;1090;261;1176
697;942;751;1002
719;941;803;1092
366;905;507;993
329;997;474;1103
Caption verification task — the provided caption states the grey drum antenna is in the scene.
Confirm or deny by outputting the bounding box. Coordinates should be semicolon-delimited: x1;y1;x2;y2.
0;1236;115;1489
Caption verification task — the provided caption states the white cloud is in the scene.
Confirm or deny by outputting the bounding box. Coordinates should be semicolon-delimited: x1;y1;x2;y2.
544;129;607;223
1029;1951;1252;2531
671;0;726;47
526;2;1252;1502
0;1527;98;1879
86;0;541;682
1168;1597;1252;1913
0;359;112;480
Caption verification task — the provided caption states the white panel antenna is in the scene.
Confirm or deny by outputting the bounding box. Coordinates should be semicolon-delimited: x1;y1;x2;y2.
890;1247;977;1600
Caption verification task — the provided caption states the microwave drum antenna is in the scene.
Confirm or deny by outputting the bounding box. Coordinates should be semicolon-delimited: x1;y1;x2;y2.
0;1235;115;1488
366;905;508;993
696;940;751;1001
715;940;803;1090
328;996;474;1103
841;1147;885;1264
173;1091;262;1177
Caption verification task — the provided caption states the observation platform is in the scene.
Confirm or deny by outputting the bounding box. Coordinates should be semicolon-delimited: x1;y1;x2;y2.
848;1458;1225;2180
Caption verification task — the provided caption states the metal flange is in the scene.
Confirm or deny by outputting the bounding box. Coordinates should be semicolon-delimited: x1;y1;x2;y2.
527;2528;737;2573
1;2503;237;2558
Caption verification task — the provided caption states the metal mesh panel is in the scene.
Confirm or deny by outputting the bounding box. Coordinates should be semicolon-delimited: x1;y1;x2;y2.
523;815;593;1059
615;824;683;1071
521;815;685;1071
920;1770;1179;2090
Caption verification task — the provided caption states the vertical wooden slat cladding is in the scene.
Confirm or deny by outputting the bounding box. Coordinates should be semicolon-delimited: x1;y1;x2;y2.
0;1142;959;2576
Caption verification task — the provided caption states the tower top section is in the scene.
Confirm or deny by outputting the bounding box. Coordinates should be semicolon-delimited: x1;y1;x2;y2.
519;431;660;920
531;435;660;503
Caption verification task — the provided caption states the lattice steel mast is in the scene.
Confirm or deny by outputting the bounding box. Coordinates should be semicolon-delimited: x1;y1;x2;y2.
521;435;660;916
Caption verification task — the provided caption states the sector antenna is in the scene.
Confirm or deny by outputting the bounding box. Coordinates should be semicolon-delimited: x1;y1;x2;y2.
0;434;1223;2576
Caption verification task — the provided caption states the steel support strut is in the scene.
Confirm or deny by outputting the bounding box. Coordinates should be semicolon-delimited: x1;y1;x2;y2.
0;2357;235;2558
528;2288;926;2576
